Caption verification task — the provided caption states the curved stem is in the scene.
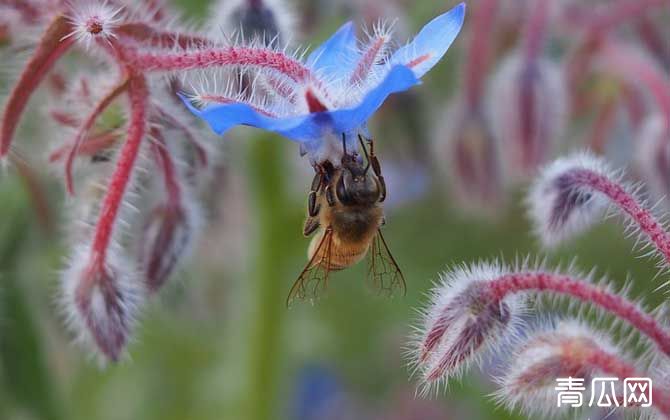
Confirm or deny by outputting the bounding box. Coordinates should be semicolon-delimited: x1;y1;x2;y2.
464;0;498;109
570;168;670;267
120;44;312;83
65;77;129;195
150;129;181;204
90;76;148;262
584;347;670;414
0;15;75;157
487;272;670;356
599;42;670;131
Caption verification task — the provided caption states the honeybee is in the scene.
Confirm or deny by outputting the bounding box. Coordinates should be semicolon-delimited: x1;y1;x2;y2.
287;135;406;306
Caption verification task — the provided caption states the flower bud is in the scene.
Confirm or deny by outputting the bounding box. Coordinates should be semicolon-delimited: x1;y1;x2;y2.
140;201;201;293
526;153;610;248
488;53;568;180
412;262;523;391
433;102;503;215
497;322;631;416
62;244;144;362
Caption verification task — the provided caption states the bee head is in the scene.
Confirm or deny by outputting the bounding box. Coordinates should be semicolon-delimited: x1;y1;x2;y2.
336;159;380;206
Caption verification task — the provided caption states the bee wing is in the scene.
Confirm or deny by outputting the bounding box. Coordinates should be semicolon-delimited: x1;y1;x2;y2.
287;227;334;307
367;229;406;297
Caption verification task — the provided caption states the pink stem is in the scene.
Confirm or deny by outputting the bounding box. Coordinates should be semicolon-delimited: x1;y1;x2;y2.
570;168;670;266
49;131;120;163
421;271;670;364
150;129;181;204
119;44;313;83
584;347;670;414
464;0;498;109
521;0;549;65
635;15;670;69
0;15;75;157
349;35;386;85
488;272;670;356
90;76;148;263
65;77;130;195
599;42;670;131
517;0;550;168
50;110;80;128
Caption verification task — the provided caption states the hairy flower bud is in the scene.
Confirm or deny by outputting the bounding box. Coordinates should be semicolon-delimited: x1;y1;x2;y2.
140;200;201;293
62;244;144;362
526;153;610;247
528;152;670;269
433;102;503;215
488;53;568;180
412;262;523;392
496;321;670;417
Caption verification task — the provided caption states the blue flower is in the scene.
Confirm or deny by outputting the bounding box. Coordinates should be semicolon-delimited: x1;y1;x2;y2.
181;3;465;164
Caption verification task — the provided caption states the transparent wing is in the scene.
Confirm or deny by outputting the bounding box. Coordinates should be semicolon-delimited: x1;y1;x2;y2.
286;227;334;307
367;229;406;297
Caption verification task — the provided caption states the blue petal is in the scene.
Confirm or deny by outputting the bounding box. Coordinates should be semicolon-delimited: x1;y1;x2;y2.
179;94;323;140
179;65;419;142
305;21;359;79
389;2;465;78
326;65;419;133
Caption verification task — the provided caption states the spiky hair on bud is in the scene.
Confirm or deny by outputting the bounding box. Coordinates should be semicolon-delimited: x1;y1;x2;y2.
495;321;670;418
61;243;145;363
526;152;613;248
410;261;525;395
528;152;670;271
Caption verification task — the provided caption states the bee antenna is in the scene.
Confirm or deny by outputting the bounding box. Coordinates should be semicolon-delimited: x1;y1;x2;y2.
358;134;371;174
341;133;347;156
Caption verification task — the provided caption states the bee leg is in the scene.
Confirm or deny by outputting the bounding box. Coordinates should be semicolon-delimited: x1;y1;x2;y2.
303;216;320;237
325;184;336;207
307;171;323;217
359;135;387;202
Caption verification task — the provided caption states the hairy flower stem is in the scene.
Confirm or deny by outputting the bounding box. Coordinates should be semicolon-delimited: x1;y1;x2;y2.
582;347;670;414
567;168;670;266
488;272;670;356
243;136;294;420
464;0;498;110
518;0;549;169
599;42;670;131
65;77;130;195
0;14;75;157
120;45;312;82
151;133;181;205
90;76;147;263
